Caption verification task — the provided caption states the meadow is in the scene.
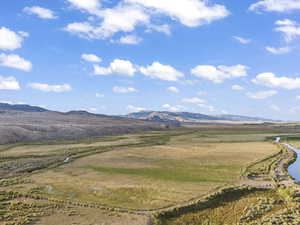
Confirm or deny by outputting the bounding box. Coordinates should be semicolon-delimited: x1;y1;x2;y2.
0;125;299;224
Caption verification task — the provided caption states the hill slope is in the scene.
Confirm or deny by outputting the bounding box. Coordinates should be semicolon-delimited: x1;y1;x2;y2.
127;111;277;123
0;104;174;144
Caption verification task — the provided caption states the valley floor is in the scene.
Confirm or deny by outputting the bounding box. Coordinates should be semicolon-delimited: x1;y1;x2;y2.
1;125;300;225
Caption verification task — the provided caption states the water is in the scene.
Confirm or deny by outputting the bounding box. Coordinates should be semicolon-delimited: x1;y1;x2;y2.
285;143;300;182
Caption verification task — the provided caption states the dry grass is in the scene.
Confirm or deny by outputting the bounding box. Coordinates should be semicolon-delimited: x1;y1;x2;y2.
9;141;278;210
0;127;284;224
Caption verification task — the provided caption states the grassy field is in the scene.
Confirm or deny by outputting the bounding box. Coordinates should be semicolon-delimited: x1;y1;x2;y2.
0;125;297;224
157;190;287;225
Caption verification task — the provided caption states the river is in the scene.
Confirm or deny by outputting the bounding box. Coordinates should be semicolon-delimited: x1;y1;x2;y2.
284;143;300;182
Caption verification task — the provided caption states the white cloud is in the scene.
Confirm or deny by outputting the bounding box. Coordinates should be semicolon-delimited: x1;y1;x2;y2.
233;36;251;44
253;72;300;90
98;4;150;38
88;107;98;112
146;24;171;35
0;27;25;51
275;19;300;42
265;46;292;54
96;93;104;98
81;54;102;63
93;59;136;76
126;0;229;27
112;86;138;93
276;19;296;26
28;83;72;93
24;6;57;19
162;104;185;112
167;86;179;93
0;100;26;105
65;0;229;40
127;105;145;112
140;62;184;82
0;76;20;90
118;35;142;45
198;103;215;112
66;0;102;15
0;53;32;71
64;22;98;39
191;64;248;83
65;4;150;40
232;85;244;91
250;0;300;12
182;97;205;104
18;31;29;38
246;90;277;99
270;104;280;111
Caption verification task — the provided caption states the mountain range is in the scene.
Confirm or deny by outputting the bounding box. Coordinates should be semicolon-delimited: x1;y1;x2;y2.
126;111;278;124
0;103;279;144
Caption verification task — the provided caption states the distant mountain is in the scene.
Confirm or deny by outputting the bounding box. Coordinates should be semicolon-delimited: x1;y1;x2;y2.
215;114;277;122
0;104;174;144
127;111;277;123
0;103;48;112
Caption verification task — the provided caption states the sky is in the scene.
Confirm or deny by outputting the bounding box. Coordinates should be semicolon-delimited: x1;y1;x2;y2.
1;0;300;120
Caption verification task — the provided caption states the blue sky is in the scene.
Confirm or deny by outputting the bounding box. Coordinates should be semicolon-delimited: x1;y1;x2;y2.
1;0;300;120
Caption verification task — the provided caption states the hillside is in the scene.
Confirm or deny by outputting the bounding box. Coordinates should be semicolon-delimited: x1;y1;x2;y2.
0;104;174;144
127;111;277;124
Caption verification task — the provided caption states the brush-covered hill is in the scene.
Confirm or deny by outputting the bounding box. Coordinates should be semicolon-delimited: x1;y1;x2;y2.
0;104;175;144
126;111;277;124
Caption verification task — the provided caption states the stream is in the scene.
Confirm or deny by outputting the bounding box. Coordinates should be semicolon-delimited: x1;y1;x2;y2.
286;143;300;182
275;137;300;182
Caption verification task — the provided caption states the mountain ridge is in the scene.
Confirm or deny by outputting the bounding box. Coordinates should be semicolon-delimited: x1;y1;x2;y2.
126;111;279;123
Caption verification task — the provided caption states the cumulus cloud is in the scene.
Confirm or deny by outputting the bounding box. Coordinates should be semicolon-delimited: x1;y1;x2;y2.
64;22;98;39
191;64;248;83
24;6;57;19
66;0;102;15
126;0;229;27
81;54;102;63
65;0;229;40
250;0;300;12
93;59;136;76
232;85;244;91
127;105;145;112
0;53;32;71
0;76;20;90
253;72;300;90
182;97;205;104
140;62;184;82
28;83;72;93
112;86;138;93
162;104;185;112
0;27;26;51
275;19;300;42
65;4;149;39
233;36;251;44
246;90;277;99
146;24;171;35
265;46;292;54
118;35;142;45
97;4;150;38
167;86;179;93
